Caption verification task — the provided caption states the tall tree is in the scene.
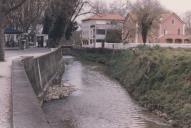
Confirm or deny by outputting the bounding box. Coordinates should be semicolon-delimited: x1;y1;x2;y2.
184;11;191;35
0;0;27;61
90;0;129;15
106;29;122;43
90;0;108;14
130;0;163;44
43;0;89;47
8;0;49;33
109;0;129;16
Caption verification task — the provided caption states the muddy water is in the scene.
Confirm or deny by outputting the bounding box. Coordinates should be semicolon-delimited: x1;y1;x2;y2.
43;56;171;128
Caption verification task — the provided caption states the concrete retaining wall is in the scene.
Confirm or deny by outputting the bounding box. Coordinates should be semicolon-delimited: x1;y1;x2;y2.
23;48;65;103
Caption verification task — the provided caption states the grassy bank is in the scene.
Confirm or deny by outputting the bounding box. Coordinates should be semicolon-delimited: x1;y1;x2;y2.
75;47;191;128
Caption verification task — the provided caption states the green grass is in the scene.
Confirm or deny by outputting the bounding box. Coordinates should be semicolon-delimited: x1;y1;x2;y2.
75;47;191;128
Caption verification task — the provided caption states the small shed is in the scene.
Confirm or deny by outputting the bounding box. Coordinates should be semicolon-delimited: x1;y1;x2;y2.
4;27;23;48
36;34;48;47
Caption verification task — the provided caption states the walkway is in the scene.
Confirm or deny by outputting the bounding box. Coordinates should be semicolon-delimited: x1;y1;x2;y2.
0;48;50;128
0;59;12;128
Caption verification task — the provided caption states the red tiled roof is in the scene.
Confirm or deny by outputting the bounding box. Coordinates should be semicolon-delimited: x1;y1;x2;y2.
82;13;125;22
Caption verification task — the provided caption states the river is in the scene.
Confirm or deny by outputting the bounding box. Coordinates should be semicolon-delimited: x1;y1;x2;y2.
43;56;172;128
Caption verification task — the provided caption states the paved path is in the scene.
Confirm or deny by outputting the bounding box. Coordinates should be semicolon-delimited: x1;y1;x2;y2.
0;59;12;128
12;60;51;128
0;48;50;128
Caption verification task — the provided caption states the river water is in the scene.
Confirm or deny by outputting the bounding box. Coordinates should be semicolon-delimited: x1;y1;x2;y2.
43;56;171;128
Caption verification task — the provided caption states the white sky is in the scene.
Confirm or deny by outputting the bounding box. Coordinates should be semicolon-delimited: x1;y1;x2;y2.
104;0;191;14
78;0;191;22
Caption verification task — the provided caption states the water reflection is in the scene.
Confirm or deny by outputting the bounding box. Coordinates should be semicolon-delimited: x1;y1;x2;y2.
43;56;171;128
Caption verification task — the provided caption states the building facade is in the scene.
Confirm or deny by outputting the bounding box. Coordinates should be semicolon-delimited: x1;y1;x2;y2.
4;27;23;48
81;14;124;48
123;12;190;43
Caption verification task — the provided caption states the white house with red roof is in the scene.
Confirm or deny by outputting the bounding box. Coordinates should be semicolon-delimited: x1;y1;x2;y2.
81;13;124;48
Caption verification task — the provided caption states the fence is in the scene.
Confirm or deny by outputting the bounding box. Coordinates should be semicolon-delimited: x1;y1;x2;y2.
82;42;191;49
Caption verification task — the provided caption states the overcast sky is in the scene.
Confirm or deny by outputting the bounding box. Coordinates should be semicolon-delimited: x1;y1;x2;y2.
78;0;191;22
104;0;191;14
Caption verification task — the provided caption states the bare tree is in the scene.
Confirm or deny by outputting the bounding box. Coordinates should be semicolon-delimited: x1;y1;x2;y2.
122;14;137;43
8;0;49;33
109;0;129;16
89;0;129;15
90;0;109;14
184;11;191;35
44;0;91;46
130;0;163;44
0;0;27;61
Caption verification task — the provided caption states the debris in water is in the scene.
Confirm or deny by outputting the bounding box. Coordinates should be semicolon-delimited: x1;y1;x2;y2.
44;82;77;102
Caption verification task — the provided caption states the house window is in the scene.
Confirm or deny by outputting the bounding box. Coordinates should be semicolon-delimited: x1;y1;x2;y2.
172;20;175;24
96;39;105;42
111;21;117;25
96;29;106;35
90;39;93;44
90;25;95;28
164;29;167;35
178;28;181;35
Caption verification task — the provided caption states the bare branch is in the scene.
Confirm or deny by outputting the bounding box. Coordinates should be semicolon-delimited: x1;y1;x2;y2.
4;0;27;16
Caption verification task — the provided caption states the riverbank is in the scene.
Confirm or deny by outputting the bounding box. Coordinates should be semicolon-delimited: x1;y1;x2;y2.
74;47;191;128
43;55;171;128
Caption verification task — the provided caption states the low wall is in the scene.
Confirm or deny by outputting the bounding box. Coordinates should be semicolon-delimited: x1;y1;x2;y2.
82;43;191;49
62;47;74;55
23;48;65;103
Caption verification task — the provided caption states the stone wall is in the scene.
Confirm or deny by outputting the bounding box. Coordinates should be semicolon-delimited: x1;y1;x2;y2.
23;48;64;103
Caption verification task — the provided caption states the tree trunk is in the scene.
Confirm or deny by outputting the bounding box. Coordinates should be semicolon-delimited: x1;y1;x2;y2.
0;25;5;61
142;29;148;45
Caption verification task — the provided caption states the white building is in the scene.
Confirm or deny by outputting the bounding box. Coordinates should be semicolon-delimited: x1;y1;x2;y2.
33;24;48;47
81;13;124;48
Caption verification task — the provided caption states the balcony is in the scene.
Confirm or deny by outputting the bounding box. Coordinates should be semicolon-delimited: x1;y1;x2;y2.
95;24;122;30
96;34;106;40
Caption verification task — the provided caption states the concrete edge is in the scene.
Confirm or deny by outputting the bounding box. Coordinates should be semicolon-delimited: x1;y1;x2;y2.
39;57;65;105
11;59;51;128
22;56;65;105
11;60;14;128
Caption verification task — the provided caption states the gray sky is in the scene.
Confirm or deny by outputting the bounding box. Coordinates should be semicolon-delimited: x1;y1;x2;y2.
104;0;191;14
78;0;191;22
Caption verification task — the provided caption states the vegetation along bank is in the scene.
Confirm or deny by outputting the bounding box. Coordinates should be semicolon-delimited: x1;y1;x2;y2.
74;46;191;128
